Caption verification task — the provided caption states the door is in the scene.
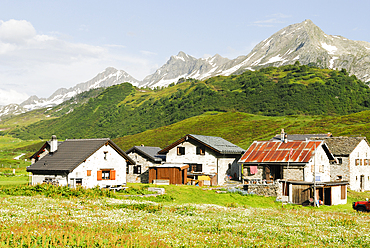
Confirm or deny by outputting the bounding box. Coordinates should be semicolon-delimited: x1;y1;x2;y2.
324;188;331;205
360;175;365;191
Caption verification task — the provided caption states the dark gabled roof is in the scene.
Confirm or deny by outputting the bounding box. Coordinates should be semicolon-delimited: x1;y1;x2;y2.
150;163;189;169
271;133;332;141
239;140;334;164
27;138;135;174
125;146;165;162
30;141;63;159
158;134;245;155
312;136;367;156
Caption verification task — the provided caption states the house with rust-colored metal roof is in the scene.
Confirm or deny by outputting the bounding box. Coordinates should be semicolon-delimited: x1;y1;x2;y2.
238;139;349;206
239;140;334;183
27;136;135;188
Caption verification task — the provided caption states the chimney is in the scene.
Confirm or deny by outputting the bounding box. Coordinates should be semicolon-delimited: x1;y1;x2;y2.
284;134;288;143
50;135;58;153
280;129;285;141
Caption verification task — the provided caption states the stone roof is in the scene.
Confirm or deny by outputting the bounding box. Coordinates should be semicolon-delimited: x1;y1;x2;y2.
312;136;367;156
27;138;135;174
271;133;332;141
158;134;245;155
126;146;165;162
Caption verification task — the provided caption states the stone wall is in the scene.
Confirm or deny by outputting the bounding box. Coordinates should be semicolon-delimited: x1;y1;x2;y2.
243;183;281;197
126;152;156;183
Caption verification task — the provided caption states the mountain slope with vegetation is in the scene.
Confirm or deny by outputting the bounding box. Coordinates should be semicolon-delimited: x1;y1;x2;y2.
112;110;370;151
5;64;370;140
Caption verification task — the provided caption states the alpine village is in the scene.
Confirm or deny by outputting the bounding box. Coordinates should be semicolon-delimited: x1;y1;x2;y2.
2;19;370;247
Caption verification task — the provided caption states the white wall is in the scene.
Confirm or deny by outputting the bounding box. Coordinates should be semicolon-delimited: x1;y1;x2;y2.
304;145;331;183
331;185;347;205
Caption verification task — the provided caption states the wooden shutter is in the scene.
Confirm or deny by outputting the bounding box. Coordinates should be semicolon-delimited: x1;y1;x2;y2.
97;170;102;181
87;170;92;176
341;185;346;199
110;170;116;180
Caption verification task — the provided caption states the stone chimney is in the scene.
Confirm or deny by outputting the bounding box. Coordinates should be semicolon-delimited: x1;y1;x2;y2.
280;129;285;141
50;135;58;153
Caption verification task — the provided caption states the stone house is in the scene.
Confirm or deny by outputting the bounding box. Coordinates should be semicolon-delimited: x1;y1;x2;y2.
239;139;334;183
238;139;350;205
158;134;245;185
27;136;135;188
314;136;370;191
125;146;165;183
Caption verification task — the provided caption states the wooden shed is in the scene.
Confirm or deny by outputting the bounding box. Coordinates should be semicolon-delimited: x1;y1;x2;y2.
149;163;189;185
282;180;348;206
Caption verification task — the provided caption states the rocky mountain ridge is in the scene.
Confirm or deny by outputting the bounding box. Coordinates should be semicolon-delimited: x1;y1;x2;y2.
1;19;370;119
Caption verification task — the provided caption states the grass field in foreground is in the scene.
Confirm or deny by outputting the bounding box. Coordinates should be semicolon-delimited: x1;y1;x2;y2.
1;194;370;247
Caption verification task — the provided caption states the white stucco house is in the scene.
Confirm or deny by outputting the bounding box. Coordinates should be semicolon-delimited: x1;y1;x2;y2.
27;135;135;188
157;134;245;185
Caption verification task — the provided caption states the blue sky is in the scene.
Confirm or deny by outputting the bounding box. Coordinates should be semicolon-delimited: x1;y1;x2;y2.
0;0;369;105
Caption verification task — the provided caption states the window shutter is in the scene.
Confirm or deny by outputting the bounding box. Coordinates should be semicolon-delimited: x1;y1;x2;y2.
110;170;116;180
341;185;346;199
87;170;92;176
97;170;102;181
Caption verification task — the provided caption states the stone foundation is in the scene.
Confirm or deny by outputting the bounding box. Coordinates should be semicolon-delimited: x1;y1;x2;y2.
243;183;281;197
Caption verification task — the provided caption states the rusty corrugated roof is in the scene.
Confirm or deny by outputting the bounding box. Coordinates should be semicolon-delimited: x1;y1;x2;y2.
239;140;323;164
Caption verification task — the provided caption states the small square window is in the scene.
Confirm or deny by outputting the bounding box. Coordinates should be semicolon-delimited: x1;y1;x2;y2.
134;165;142;174
196;147;205;155
102;170;110;180
177;147;185;156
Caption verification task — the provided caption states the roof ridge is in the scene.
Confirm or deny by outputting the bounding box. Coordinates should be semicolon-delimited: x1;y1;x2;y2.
65;138;110;141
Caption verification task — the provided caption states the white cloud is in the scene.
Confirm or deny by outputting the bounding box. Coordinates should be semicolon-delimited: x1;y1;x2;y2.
0;19;156;105
0;19;36;44
252;13;291;27
140;50;157;56
0;89;29;106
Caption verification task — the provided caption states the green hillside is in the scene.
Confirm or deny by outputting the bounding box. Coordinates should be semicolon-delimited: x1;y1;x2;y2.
5;64;370;140
112;111;370;151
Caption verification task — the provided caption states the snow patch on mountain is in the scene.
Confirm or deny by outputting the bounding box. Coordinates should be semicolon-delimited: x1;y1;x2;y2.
321;43;337;54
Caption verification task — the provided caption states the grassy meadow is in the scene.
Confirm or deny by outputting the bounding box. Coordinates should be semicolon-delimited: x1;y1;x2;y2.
0;184;370;247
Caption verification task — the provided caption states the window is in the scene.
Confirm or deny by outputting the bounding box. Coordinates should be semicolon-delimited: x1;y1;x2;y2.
188;164;202;172
97;170;116;180
355;159;360;166
102;170;110;179
337;158;342;164
337;175;342;180
126;165;130;174
196;146;205;155
177;147;185;155
104;151;108;160
365;159;369;166
87;170;92;176
134;165;142;174
319;165;324;173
